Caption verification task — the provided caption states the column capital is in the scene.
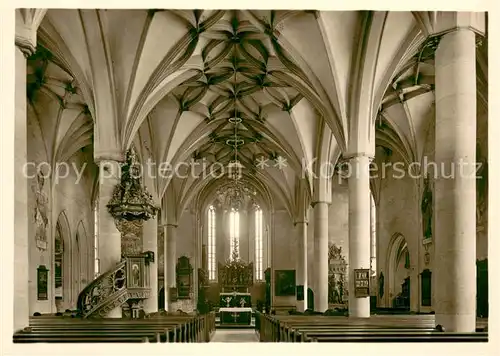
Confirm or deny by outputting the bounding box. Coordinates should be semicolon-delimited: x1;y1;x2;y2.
15;9;48;58
433;12;486;37
311;201;330;208
15;18;37;57
342;152;375;162
15;35;36;58
294;221;308;226
159;223;178;228
94;151;125;164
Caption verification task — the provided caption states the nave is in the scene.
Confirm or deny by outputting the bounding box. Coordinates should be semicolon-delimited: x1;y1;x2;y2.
210;329;259;343
11;9;490;347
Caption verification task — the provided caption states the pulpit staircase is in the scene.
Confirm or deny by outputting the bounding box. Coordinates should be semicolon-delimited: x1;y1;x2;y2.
77;253;153;318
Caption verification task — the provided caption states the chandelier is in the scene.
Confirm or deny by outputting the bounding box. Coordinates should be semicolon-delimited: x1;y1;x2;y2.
216;115;256;210
107;148;159;221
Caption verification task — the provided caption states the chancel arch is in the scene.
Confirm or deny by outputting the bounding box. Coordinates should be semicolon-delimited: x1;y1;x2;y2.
196;176;273;280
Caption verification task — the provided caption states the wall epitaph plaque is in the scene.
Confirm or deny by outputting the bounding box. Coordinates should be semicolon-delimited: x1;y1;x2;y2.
37;265;48;300
354;269;370;297
176;256;193;299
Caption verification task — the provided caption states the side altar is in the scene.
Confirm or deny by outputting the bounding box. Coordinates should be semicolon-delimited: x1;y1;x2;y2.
217;241;253;326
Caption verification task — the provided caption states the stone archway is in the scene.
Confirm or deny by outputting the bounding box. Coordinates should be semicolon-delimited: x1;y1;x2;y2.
385;233;411;309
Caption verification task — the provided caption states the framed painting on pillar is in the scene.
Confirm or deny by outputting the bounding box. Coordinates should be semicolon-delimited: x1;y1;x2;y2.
37;265;48;300
353;269;370;297
275;270;296;296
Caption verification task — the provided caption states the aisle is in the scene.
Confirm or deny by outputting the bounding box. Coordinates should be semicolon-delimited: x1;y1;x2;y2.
210;329;259;342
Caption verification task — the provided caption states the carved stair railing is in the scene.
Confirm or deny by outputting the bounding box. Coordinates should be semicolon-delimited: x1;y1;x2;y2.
77;253;154;318
77;260;127;318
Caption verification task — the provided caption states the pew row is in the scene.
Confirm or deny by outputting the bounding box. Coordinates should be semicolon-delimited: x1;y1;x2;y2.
255;312;488;343
13;313;216;343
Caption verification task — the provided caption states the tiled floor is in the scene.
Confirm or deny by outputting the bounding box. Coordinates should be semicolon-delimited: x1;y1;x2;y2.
210;329;259;342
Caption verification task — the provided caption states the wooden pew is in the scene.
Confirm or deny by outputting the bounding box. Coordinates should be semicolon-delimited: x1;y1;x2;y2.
27;318;184;342
307;332;488;343
255;312;488;343
14;312;216;343
30;314;213;342
14;331;156;343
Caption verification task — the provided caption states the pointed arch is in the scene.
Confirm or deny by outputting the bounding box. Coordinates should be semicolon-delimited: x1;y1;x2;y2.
385;232;410;307
55;210;72;308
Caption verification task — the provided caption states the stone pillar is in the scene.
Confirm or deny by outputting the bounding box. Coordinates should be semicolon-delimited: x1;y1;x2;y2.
434;28;477;332
295;221;308;312
14;42;32;332
142;213;158;314
96;160;123;318
347;154;371;318
312;202;328;312
164;224;177;311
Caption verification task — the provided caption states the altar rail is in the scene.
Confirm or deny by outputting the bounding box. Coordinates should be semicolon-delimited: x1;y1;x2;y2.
13;313;216;343
255;313;488;342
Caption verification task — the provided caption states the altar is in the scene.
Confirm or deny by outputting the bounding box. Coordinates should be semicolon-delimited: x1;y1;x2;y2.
220;292;252;308
217;242;254;326
219;307;252;326
219;291;252;326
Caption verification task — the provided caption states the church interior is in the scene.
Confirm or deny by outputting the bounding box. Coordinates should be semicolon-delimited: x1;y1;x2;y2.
12;9;489;343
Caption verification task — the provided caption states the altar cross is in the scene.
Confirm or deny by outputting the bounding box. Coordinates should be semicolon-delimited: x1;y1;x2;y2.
231;312;239;323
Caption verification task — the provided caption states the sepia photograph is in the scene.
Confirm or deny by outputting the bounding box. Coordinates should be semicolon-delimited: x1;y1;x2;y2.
4;4;496;352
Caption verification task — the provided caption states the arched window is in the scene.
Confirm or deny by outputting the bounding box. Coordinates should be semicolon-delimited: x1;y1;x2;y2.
229;209;240;260
255;206;263;281
93;200;100;278
208;205;216;281
54;222;63;295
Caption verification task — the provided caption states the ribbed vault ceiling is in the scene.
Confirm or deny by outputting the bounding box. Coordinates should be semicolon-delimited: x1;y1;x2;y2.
23;9;487;222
